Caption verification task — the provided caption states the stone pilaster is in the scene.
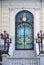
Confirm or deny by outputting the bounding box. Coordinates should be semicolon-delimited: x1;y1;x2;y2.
40;8;43;30
1;8;10;33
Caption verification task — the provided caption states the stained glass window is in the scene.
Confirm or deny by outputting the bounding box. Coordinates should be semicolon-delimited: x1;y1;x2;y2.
15;10;34;50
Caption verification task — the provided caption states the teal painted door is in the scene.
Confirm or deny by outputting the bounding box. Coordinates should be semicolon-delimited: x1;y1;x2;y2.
17;23;33;49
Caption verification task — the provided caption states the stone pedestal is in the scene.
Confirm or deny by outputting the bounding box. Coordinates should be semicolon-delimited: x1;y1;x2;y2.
2;54;9;65
39;54;44;65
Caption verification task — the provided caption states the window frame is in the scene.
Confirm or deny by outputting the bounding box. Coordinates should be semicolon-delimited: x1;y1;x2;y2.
15;10;34;50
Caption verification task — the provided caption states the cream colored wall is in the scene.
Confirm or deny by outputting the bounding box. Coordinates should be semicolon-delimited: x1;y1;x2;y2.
0;8;1;33
0;8;10;34
0;8;41;38
42;9;44;32
8;8;42;56
0;8;43;42
0;8;44;54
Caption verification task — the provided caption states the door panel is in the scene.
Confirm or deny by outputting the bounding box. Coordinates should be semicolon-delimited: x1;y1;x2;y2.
17;23;33;49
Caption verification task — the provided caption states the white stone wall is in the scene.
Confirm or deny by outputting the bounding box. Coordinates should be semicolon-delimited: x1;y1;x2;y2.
2;54;44;65
2;54;40;65
0;0;41;8
0;8;43;56
1;1;44;65
0;8;10;33
1;8;9;33
0;0;44;57
0;8;1;33
0;8;41;57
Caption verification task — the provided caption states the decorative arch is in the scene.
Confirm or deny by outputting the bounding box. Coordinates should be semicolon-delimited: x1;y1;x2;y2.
15;10;34;50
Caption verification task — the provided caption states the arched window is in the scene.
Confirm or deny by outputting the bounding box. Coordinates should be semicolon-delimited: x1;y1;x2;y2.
15;10;34;50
